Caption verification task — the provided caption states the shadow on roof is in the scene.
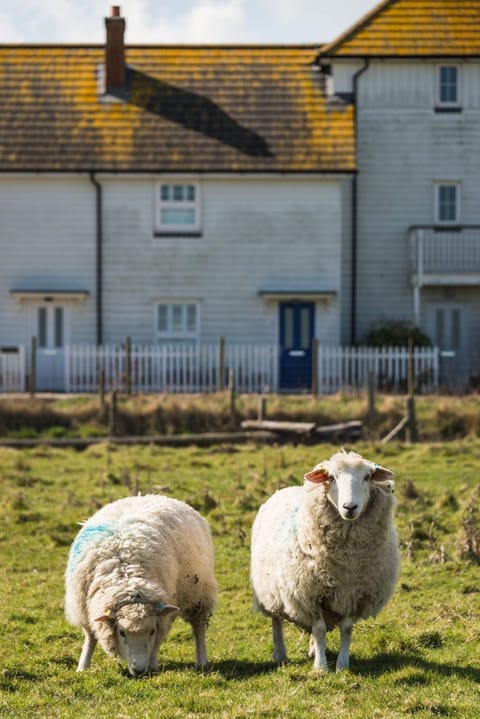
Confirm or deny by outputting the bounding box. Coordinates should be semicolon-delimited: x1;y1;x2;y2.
128;68;274;158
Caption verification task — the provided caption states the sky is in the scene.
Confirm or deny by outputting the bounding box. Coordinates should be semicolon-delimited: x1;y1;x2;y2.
0;0;377;44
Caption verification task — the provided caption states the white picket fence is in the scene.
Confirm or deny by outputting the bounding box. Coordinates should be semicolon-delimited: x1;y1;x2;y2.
62;343;439;394
0;346;26;392
317;345;439;394
0;343;440;394
65;344;278;394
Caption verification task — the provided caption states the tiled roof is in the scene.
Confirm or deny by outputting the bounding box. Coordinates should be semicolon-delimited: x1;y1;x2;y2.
322;0;480;57
0;45;355;173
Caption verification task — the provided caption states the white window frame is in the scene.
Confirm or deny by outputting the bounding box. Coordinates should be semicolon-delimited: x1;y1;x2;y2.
154;301;200;344
434;182;461;225
155;181;201;233
436;64;460;108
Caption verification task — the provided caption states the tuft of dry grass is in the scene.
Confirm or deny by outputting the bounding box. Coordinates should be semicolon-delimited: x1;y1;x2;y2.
0;392;480;441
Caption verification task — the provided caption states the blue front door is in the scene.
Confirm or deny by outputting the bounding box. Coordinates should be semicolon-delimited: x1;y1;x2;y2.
279;302;314;391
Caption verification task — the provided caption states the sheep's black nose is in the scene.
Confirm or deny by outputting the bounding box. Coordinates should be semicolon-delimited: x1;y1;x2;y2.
343;503;358;514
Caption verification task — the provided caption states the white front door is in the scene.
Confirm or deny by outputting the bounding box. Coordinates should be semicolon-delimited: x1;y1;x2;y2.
35;303;68;391
426;303;469;391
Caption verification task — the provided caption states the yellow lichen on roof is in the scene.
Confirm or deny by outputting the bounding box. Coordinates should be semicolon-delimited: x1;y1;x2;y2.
323;0;480;56
0;45;355;173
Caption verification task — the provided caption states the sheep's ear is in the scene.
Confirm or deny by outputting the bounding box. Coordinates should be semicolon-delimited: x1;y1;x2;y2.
154;602;179;616
95;610;114;623
304;467;330;484
371;464;394;482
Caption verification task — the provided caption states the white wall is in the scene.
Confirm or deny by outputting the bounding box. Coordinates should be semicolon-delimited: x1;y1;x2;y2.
353;60;480;341
101;175;348;346
0;177;97;348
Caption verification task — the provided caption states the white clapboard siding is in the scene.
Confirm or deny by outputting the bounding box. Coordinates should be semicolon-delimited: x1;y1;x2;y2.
317;346;439;394
0;346;26;392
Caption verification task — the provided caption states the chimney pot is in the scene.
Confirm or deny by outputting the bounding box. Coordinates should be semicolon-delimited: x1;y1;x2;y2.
111;6;120;17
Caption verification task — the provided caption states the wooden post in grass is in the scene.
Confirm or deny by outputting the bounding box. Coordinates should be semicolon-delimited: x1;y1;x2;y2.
98;367;106;410
29;336;36;398
406;337;418;443
228;368;236;420
367;371;376;426
311;338;319;397
124;336;132;394
218;337;225;392
109;389;117;436
258;395;267;421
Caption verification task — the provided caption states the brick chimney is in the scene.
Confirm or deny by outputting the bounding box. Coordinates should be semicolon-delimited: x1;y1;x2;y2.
105;6;126;92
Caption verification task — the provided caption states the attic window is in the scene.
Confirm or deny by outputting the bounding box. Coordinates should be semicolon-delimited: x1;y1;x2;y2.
155;182;202;235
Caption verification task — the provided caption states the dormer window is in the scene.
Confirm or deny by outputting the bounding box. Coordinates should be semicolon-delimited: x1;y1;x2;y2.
437;65;460;109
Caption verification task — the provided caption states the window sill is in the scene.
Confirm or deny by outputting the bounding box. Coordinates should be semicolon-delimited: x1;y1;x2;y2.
433;225;462;232
154;231;203;238
434;106;462;114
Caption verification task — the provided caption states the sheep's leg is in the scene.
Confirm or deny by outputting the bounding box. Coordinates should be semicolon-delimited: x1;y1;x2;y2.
192;622;208;669
336;617;353;672
311;619;328;672
77;629;96;671
272;616;288;664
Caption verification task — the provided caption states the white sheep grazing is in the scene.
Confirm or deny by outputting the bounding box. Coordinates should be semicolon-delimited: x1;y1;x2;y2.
251;449;400;673
65;494;217;677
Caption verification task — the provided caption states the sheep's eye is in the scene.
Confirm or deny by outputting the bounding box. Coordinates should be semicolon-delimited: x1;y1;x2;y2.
119;629;126;638
329;477;336;483
150;628;155;637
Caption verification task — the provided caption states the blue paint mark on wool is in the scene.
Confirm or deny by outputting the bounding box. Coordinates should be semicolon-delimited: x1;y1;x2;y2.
67;523;115;574
276;504;301;546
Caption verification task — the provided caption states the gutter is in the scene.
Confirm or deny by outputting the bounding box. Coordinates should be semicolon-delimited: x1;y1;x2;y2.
350;58;370;346
89;172;103;346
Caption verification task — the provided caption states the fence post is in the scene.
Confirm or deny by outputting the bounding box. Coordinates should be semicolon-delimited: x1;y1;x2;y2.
367;370;376;426
218;337;225;391
29;336;36;398
311;338;319;396
125;336;132;394
228;368;236;420
98;367;106;411
109;389;117;436
406;338;418;443
258;396;267;421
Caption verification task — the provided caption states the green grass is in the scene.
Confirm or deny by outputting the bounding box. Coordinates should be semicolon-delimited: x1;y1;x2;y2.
1;440;479;718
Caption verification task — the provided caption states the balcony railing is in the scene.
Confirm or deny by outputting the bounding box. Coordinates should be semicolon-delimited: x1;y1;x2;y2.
409;226;480;281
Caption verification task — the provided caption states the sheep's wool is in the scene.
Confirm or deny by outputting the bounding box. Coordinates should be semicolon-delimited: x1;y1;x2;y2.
65;494;217;667
251;455;400;633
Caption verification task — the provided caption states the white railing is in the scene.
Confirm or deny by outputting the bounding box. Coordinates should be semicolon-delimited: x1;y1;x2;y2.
65;344;278;394
316;345;439;394
0;346;26;392
409;227;480;275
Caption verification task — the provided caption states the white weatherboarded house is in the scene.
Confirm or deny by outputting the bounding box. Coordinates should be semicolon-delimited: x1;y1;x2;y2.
1;1;479;392
319;0;480;389
0;10;354;391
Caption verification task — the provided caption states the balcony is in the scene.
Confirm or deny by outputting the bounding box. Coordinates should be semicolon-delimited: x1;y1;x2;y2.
409;226;480;287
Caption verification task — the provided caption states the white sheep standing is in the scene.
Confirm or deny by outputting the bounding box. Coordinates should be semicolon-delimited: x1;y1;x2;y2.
65;494;217;676
251;449;400;672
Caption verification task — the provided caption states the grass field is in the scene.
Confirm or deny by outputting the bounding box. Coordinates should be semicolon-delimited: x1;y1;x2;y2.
1;439;479;718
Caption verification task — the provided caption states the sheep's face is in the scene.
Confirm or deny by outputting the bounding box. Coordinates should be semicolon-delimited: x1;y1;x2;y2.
115;606;159;677
96;601;178;677
304;450;394;522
